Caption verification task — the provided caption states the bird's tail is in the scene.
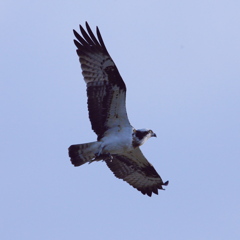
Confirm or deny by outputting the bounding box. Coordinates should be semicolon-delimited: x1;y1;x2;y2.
68;141;101;166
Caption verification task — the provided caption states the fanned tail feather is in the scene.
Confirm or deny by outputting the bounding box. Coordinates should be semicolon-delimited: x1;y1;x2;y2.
68;141;100;166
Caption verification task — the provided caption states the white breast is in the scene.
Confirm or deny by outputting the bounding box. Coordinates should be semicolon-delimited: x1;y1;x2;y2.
100;126;133;154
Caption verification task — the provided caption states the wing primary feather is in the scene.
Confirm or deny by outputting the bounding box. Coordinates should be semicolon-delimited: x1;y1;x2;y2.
85;22;102;48
96;27;109;54
73;39;82;49
73;29;89;47
80;24;96;47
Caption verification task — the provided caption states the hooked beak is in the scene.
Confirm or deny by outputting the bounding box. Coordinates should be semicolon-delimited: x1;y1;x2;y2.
151;132;157;137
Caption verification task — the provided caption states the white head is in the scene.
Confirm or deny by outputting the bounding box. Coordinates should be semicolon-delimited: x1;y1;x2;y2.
132;128;157;148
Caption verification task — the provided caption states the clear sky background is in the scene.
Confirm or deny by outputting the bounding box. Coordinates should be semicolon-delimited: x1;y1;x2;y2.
1;1;240;239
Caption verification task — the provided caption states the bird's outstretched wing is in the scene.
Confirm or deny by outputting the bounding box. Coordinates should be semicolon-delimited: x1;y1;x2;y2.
105;148;169;197
73;22;131;140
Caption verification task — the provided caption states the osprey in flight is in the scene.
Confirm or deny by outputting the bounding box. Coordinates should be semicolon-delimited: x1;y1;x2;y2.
69;22;168;196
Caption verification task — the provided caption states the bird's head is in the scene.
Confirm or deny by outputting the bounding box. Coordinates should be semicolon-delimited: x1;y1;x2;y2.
132;128;157;147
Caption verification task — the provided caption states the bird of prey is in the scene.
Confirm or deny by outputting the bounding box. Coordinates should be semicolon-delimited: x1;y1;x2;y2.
68;22;168;196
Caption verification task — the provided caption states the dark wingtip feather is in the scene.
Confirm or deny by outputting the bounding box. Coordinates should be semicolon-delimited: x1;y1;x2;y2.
85;21;90;29
140;180;168;196
152;187;159;195
163;180;169;186
73;29;80;39
73;39;81;49
147;191;152;197
160;180;169;190
140;188;153;197
96;26;108;53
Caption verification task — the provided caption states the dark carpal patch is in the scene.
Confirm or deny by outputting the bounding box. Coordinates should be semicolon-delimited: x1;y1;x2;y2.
104;66;126;91
87;81;111;139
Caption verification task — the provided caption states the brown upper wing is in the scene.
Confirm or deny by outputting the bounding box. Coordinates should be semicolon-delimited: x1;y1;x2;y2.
73;22;131;140
105;148;169;197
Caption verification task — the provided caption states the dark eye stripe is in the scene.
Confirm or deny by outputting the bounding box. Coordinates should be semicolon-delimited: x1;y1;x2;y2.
136;131;148;139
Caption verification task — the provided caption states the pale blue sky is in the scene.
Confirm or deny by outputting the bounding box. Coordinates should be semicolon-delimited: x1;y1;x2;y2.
1;1;240;239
